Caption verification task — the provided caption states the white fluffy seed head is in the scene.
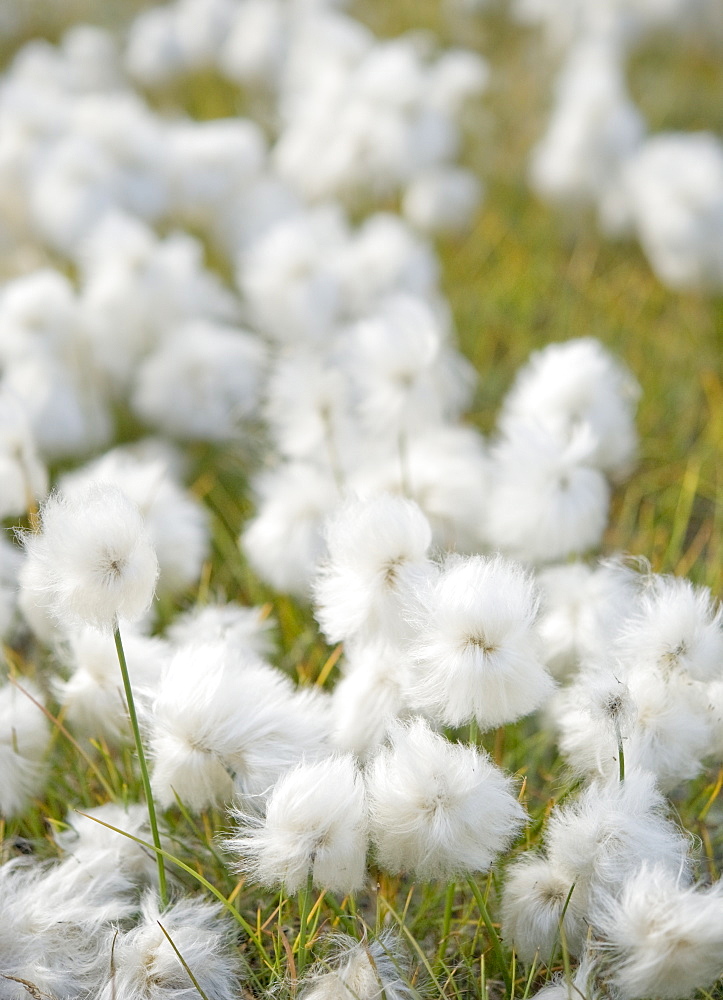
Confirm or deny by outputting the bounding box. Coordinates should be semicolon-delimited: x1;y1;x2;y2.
314;494;434;645
300;933;415;1000
501;855;587;964
366;717;526;881
616;574;723;682
19;484;159;633
408;554;554;729
591;865;723;1000
227;753;368;894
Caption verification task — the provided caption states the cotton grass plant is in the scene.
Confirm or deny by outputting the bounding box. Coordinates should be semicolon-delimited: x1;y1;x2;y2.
0;1;722;999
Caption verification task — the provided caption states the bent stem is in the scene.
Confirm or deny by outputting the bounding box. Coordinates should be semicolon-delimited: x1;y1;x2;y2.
114;623;168;907
467;875;513;998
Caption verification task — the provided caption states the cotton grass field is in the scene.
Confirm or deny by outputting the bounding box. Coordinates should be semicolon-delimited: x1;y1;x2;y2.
0;1;722;999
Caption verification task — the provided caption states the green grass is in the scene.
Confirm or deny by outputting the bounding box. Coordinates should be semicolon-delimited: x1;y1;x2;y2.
1;2;723;998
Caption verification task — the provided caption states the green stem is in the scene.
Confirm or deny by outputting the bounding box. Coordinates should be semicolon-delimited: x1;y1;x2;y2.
615;721;625;783
467;875;513;998
114;624;168;907
438;881;456;962
296;867;315;978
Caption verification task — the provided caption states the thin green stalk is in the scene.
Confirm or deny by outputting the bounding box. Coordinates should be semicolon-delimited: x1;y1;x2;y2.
437;881;456;962
615;721;625;782
157;922;211;1000
296;867;315;978
113;624;167;907
467;875;513;998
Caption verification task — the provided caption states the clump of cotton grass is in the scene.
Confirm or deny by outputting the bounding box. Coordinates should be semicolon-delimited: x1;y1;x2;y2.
616;573;723;682
313;494;435;646
497;337;640;481
590;864;723;1000
96;892;245;1000
0;677;51;817
366;717;525;881
503;769;693;966
299;933;417;1000
226;753;368;896
19;484;158;634
17;481;167;901
407;553;554;730
149;640;330;811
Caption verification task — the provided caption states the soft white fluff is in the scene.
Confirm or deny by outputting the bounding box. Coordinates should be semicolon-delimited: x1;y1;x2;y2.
227;753;368;894
97;892;244;1000
366;717;525;880
132;320;267;441
166;601;275;658
0;678;51;816
300;934;415;1000
501;856;587;963
331;642;411;757
54;625;168;746
314;494;434;645
19;484;158;632
59;445;209;599
591;865;723;1000
150;642;330;810
487;421;611;563
408;554;554;729
616;574;723;682
497;338;640;480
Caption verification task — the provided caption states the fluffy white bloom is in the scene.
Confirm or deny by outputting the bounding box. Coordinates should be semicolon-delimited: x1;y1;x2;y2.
150;642;330;810
314;494;434;645
487;421;611;563
498;338;640;480
131;320;267;441
300;934;415;1000
237;206;346;345
616;574;723;682
97;893;244;1000
331;643;411;757
502;856;587;963
544;770;691;899
53;626;168;746
166;602;275;659
344;294;474;435
554;665;711;790
227;753;368;894
352;425;491;553
620;131;723;290
242;461;339;596
408;554;554;729
366;717;525;880
536;558;641;679
19;484;159;632
0;678;50;816
55;803;161;884
59;446;209;598
529;40;644;222
591;865;723;1000
264;349;357;467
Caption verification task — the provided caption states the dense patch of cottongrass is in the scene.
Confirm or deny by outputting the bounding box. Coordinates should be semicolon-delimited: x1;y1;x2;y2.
0;0;720;998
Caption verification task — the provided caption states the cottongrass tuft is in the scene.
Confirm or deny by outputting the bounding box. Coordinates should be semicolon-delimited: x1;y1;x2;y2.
226;753;368;895
366;717;526;881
